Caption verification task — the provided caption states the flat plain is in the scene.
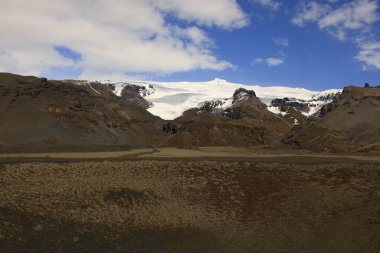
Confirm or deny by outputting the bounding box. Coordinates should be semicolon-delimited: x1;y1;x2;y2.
0;147;379;253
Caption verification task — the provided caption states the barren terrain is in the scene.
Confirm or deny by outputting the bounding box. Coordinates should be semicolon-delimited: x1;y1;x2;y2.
0;148;379;252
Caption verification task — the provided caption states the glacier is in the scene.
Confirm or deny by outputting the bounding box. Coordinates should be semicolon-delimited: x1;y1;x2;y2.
101;78;341;120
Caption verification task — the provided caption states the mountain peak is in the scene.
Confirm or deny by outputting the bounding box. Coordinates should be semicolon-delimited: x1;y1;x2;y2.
232;88;257;103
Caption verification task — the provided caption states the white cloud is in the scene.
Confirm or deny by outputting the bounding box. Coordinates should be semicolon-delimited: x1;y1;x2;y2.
173;26;214;47
0;0;248;79
273;37;289;46
292;0;378;40
292;0;380;69
153;0;249;29
292;2;331;26
266;58;285;66
250;0;281;10
356;41;380;69
0;46;75;75
319;0;378;40
253;57;284;67
79;70;148;82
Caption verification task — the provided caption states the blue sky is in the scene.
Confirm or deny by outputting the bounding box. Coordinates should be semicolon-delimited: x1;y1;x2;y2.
161;0;380;90
1;0;380;90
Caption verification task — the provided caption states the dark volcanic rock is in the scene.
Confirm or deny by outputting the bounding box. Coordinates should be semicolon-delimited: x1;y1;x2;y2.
183;100;226;116
232;88;256;103
120;84;152;109
269;90;342;126
271;98;309;113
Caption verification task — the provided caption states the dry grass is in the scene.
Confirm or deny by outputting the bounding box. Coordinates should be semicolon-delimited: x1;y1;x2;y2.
0;159;380;252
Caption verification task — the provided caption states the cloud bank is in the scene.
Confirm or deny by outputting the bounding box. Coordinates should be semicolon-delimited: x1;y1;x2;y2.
0;0;248;80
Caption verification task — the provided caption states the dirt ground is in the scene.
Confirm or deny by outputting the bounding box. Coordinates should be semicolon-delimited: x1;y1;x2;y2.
0;148;379;252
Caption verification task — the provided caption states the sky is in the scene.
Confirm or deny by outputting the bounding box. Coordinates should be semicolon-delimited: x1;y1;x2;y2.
0;0;380;90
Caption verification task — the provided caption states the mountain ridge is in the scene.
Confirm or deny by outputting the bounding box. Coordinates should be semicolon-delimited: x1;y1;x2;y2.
96;78;341;120
1;72;378;153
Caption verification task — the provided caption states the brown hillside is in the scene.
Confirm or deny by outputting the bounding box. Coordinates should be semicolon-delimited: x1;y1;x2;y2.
161;88;291;147
0;73;164;148
284;86;380;152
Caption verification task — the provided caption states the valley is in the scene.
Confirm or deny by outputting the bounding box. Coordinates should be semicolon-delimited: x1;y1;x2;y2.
0;73;379;253
2;1;380;252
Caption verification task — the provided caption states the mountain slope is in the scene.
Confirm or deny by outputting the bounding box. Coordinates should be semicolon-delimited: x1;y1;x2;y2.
284;86;380;152
0;73;164;148
160;88;291;147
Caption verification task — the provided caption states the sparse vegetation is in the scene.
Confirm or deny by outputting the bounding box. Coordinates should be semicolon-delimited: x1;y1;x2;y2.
0;157;379;252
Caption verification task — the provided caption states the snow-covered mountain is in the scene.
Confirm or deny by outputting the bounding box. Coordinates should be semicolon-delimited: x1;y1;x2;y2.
267;89;342;118
100;78;341;120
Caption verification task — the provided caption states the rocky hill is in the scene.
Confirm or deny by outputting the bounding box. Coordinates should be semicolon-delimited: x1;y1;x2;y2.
284;86;380;152
0;73;164;149
160;88;291;147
